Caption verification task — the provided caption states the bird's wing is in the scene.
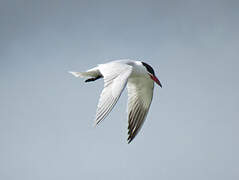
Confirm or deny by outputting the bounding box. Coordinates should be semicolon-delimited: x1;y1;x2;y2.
95;63;133;125
127;77;154;143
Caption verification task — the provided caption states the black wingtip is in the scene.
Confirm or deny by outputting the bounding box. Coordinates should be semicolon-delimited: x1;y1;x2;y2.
127;134;134;144
127;138;133;144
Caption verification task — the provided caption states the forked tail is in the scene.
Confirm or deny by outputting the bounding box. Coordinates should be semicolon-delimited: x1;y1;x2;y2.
69;71;89;78
69;67;103;82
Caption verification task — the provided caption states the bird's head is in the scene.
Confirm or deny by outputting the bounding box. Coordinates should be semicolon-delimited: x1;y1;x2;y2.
142;62;162;88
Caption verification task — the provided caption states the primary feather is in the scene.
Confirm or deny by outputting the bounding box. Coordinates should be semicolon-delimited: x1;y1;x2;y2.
69;59;161;143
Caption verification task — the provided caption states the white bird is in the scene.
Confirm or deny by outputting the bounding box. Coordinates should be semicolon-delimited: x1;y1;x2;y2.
69;59;162;143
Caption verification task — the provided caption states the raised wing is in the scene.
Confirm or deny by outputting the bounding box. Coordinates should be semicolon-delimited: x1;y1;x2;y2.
95;62;132;125
127;77;154;143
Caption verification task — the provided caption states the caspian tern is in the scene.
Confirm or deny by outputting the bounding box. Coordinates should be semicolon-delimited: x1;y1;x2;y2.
69;59;162;143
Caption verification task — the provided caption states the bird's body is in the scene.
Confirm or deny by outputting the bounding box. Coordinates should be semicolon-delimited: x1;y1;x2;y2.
69;59;161;143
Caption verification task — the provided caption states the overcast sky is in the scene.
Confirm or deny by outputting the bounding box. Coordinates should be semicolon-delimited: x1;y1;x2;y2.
1;0;239;179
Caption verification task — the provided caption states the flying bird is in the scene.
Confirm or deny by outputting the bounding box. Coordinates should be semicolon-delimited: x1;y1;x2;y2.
69;59;162;143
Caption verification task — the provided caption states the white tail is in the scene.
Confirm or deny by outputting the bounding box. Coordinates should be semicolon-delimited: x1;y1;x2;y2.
69;67;101;78
69;71;88;78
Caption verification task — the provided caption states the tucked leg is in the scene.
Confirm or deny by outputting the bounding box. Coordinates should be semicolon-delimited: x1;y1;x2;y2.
85;75;103;82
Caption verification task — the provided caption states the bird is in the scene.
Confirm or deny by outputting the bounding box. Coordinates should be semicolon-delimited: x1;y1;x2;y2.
69;59;162;143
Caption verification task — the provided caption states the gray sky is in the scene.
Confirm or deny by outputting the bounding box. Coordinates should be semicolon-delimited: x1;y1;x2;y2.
1;0;239;179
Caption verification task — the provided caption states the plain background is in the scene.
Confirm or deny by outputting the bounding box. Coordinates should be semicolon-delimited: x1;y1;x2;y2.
1;0;239;179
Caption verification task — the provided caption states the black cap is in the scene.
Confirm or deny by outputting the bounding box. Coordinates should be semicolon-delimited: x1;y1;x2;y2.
142;62;155;75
